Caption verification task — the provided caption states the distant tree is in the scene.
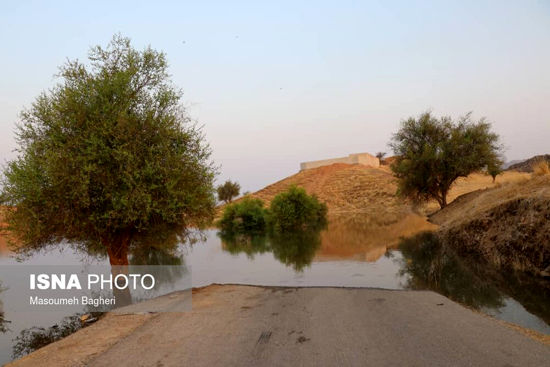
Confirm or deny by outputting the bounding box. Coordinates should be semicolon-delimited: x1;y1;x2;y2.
487;163;503;183
217;180;240;204
375;152;387;164
390;112;502;209
0;35;216;265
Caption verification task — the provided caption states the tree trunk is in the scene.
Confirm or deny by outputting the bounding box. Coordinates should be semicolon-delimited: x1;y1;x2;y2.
102;233;132;307
104;232;131;266
107;243;129;265
111;265;132;307
439;191;448;209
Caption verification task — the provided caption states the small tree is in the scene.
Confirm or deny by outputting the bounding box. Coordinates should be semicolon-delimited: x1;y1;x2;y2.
375;152;387;164
1;35;216;265
390;112;502;209
217;180;240;204
487;163;502;183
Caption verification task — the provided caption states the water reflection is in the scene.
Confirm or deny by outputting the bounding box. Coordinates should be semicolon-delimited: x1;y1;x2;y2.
219;232;270;259
219;229;322;271
0;283;9;334
397;232;550;328
1;241;191;360
317;214;436;261
1;216;550;363
398;232;504;309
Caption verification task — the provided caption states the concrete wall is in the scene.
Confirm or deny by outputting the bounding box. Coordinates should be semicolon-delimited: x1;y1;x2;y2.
300;152;380;171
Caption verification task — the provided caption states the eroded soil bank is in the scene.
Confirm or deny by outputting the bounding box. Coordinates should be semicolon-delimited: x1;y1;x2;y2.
8;285;550;367
430;175;550;276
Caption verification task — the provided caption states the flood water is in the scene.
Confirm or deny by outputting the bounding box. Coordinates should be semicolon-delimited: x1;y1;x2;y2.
0;214;549;364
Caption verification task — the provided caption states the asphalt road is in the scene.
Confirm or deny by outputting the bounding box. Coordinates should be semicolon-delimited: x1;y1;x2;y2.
84;285;550;367
8;285;550;366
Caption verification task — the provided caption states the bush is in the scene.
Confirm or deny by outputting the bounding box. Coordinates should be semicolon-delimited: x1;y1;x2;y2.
268;186;327;232
218;196;267;233
217;186;328;234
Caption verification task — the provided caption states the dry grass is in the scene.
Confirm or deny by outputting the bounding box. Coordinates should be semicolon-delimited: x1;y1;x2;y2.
430;174;550;228
533;160;550;176
421;171;531;215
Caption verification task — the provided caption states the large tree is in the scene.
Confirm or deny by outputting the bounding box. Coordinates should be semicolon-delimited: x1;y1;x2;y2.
390;112;502;208
1;35;216;265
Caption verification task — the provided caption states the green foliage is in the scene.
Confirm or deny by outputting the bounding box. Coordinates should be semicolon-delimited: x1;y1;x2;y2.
217;186;327;234
390;112;502;208
218;196;267;233
268;186;327;232
12;313;101;359
0;35;216;265
217;180;240;203
216;186;327;271
487;163;502;182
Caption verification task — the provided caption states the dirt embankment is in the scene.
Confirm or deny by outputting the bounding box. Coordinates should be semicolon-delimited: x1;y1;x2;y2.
226;163;529;219
232;163;413;222
430;175;550;275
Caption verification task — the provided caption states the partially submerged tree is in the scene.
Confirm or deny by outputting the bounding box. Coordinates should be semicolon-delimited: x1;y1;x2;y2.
1;35;216;265
268;186;327;232
217;180;240;204
390;112;502;208
218;196;267;233
217;186;327;233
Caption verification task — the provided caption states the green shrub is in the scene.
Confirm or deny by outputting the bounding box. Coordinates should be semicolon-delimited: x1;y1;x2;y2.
268;186;327;232
218;196;267;233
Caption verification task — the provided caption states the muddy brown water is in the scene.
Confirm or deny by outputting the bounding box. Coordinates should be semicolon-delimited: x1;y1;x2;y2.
0;215;549;364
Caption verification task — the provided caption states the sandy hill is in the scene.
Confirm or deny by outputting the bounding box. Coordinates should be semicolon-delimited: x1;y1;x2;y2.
507;154;550;173
239;163;530;219
246;163;410;223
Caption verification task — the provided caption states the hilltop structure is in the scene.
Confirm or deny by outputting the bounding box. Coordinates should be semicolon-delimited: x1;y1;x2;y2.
300;152;379;171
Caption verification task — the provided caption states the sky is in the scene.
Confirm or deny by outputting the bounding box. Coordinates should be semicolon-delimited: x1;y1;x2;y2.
1;0;549;192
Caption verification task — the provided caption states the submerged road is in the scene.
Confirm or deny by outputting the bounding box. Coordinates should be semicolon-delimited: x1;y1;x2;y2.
10;285;550;367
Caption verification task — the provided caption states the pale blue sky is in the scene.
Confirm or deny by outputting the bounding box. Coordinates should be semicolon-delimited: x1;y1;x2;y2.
1;1;549;192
